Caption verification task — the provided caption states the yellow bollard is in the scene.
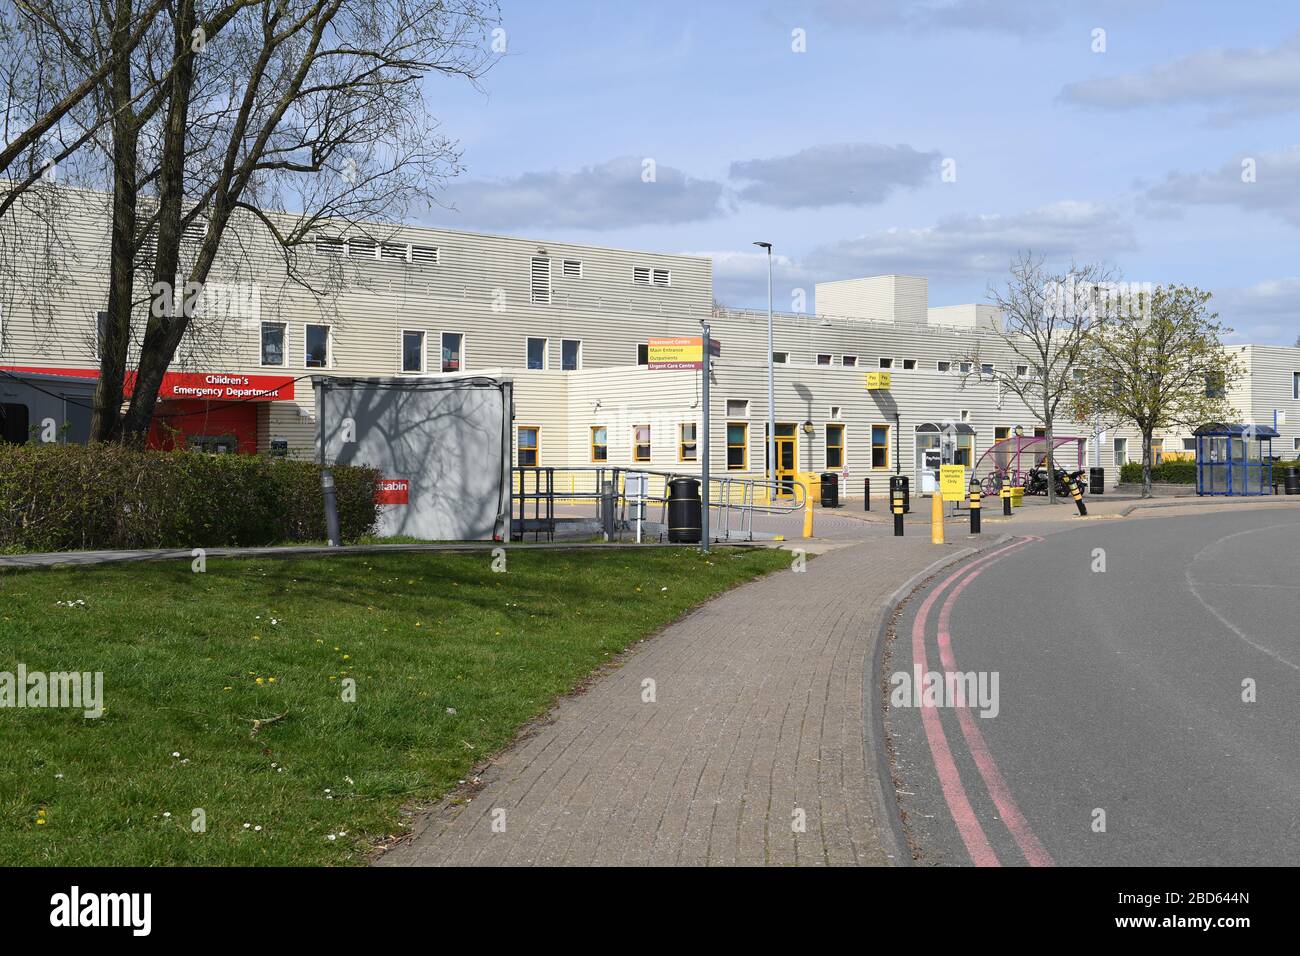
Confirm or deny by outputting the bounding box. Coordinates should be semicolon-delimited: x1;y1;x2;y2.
931;489;945;544
802;476;814;538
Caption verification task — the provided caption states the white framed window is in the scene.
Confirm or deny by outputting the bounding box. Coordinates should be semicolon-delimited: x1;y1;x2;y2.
1114;437;1128;466
726;399;749;417
902;358;916;370
842;355;858;367
305;323;331;368
1293;437;1299;452
260;321;286;367
1015;364;1029;379
960;409;971;423
401;329;425;373
530;256;551;304
441;331;463;372
561;339;582;371
772;351;789;364
937;360;952;373
1293;371;1299;400
879;357;893;369
94;311;108;359
526;337;547;370
563;259;582;278
636;343;649;365
829;405;842;420
980;363;994;378
816;353;832;365
959;361;973;374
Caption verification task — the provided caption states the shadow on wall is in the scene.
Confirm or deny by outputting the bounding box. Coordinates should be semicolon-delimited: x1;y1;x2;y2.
317;377;511;540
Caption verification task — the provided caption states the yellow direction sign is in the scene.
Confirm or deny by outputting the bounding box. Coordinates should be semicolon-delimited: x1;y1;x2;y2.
865;371;892;390
647;336;703;369
940;464;967;500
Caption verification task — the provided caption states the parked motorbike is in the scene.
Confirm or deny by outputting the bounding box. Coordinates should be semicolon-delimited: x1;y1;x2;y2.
1025;467;1087;497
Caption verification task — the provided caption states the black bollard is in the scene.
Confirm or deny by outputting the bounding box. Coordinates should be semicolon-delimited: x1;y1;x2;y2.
321;470;341;546
969;476;981;534
1067;474;1088;516
1002;486;1012;516
864;477;871;511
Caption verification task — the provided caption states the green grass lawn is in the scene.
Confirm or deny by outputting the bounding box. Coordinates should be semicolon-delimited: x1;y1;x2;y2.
0;546;789;865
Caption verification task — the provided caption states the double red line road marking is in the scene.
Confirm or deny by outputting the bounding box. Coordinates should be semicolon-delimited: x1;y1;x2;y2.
907;536;1054;867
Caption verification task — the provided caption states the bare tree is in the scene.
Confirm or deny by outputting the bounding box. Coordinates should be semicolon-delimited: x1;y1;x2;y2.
961;253;1114;503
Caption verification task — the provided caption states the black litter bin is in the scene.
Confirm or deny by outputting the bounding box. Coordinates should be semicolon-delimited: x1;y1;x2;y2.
820;472;839;508
667;476;702;543
1285;468;1300;496
1089;467;1104;495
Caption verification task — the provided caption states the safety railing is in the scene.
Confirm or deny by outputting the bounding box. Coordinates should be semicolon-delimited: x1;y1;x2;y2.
510;466;807;542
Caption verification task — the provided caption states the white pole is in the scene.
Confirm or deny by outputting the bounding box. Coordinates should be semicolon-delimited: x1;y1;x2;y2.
766;245;775;493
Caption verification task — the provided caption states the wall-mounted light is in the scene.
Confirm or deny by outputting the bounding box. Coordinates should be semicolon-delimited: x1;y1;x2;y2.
801;420;815;436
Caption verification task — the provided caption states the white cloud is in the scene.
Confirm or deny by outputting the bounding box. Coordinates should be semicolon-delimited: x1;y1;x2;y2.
1060;30;1300;124
802;201;1136;281
1144;147;1300;226
729;143;940;208
428;156;727;231
1214;277;1300;345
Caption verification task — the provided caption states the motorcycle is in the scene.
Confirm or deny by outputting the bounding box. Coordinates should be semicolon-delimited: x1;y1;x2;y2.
1024;467;1087;497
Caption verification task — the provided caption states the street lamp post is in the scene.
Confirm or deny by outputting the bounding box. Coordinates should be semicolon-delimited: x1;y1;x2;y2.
754;241;774;494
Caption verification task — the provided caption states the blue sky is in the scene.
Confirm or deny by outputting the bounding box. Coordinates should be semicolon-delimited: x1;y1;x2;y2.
421;0;1300;344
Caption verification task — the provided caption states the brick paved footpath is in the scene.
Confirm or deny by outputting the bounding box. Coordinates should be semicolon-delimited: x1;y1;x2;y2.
377;537;974;867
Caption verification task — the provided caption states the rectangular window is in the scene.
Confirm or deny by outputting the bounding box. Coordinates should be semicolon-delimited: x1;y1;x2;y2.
1294;371;1299;400
937;361;951;373
879;357;893;369
305;324;330;368
561;339;582;371
591;426;607;463
772;351;789;364
679;423;698;462
980;363;994;377
825;423;844;469
517;426;539;467
816;354;832;365
441;332;462;372
959;362;973;374
1151;437;1165;465
633;424;651;462
1114;437;1128;466
1;402;30;444
1015;365;1029;379
526;337;547;370
636;343;649;365
401;330;424;373
1182;437;1197;452
530;256;551;304
727;422;747;470
563;259;582;278
871;425;889;469
261;322;286;366
829;405;842;420
902;359;916;370
955;434;974;467
726;399;749;417
842;355;857;367
1205;371;1225;398
1293;437;1299;452
995;426;1011;442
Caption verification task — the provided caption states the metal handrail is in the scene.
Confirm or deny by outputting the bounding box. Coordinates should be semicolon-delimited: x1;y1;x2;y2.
510;466;806;542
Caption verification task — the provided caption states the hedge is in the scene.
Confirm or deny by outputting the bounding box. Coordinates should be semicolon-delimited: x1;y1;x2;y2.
0;444;379;552
1119;459;1300;485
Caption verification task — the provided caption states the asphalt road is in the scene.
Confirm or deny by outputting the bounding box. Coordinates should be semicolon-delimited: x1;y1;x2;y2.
884;507;1300;866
